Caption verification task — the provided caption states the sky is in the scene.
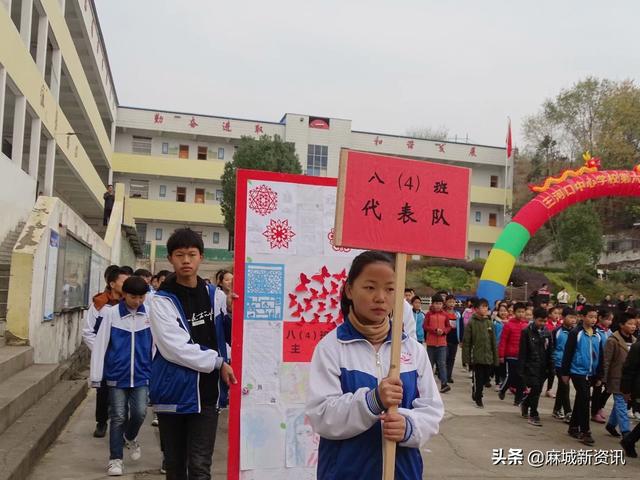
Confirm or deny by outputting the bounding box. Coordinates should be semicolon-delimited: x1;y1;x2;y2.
94;0;640;148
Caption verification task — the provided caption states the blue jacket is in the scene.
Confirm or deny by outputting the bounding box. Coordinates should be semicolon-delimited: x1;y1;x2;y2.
149;285;225;414
413;310;425;342
560;325;604;378
493;319;504;345
90;301;152;388
552;325;573;369
306;318;444;480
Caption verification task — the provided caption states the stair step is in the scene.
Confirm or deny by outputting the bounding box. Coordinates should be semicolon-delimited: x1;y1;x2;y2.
0;277;8;291
0;364;61;436
0;265;9;273
0;379;87;480
0;346;33;384
0;305;6;319
0;321;4;337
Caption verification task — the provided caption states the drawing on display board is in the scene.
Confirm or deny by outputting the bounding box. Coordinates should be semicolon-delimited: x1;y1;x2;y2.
285;408;320;468
248;184;278;216
244;263;284;321
242;321;281;406
262;219;296;249
279;363;310;405
240;405;286;470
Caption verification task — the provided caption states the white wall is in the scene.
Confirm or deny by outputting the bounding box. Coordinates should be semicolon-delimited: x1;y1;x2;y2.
468;242;491;260
115;132;235;162
141;222;229;249
469;203;505;227
0;153;37;243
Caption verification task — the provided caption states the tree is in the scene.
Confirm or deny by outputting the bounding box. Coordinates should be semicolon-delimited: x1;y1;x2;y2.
406;126;449;141
220;135;302;234
552;202;603;266
565;252;593;291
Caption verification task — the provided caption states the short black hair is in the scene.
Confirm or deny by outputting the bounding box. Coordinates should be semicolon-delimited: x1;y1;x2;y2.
410;295;421;304
533;307;548;320
598;308;613;319
404;287;414;294
122;276;149;296
156;269;171;278
622;312;638;324
476;298;489;308
431;294;444;304
106;267;129;286
513;302;527;312
120;265;134;275
445;294;456;302
562;307;576;317
167;228;204;256
103;265;120;282
582;305;598;315
134;268;152;278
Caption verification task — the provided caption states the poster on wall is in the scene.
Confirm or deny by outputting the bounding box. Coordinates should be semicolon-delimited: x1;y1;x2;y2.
42;229;59;321
229;170;361;480
54;231;92;312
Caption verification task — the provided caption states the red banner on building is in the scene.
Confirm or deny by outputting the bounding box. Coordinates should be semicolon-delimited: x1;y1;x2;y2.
334;150;470;258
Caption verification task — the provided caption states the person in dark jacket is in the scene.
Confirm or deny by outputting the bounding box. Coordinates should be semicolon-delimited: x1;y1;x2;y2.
462;298;499;408
551;308;577;421
560;305;604;446
518;308;554;427
103;184;115;226
620;340;640;457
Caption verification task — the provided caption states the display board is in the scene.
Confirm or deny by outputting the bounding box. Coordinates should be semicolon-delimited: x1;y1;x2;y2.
229;170;361;480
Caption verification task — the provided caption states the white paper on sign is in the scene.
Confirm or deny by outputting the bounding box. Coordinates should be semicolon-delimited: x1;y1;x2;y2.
240;405;286;470
242;321;281;405
279;363;310;405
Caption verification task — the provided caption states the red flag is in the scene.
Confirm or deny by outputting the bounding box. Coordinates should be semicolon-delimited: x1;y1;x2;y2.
506;119;513;159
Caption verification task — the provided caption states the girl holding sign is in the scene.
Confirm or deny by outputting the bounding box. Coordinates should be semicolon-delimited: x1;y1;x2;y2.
306;250;444;479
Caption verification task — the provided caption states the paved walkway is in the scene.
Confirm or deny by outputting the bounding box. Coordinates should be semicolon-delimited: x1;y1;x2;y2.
29;362;640;479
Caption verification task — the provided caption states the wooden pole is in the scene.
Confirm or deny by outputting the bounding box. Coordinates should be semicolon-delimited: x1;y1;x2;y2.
383;252;407;480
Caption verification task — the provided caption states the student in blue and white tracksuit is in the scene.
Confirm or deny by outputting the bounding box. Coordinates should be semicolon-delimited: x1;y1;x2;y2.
306;251;444;480
90;276;152;476
551;308;577;420
560;305;604;446
149;228;236;480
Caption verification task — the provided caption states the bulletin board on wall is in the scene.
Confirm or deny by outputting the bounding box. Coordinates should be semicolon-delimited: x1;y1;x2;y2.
228;170;361;480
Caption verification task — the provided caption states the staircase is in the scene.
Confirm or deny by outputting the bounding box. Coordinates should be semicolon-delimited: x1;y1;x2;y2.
0;341;87;480
0;223;25;338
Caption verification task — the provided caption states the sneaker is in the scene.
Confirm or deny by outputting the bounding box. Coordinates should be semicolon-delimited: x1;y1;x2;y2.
568;427;580;439
628;409;635;419
634;411;640;421
521;404;528;418
552;410;565;420
448;378;454;384
591;413;606;424
528;416;542;427
160;459;167;474
621;438;639;458
125;438;141;461
580;432;595;446
440;384;451;394
107;459;123;476
545;390;556;398
564;412;572;424
475;399;484;408
606;424;621;437
93;422;107;438
151;413;159;427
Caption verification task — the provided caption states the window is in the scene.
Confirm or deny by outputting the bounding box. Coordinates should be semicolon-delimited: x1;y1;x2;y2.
215;189;223;202
159;185;166;198
474;249;481;259
489;213;497;227
490;175;499;188
213;232;220;244
197;146;207;160
195;188;205;204
129;179;149;199
155;228;163;241
162;142;169;154
176;187;186;202
218;147;224;160
475;211;481;223
179;145;189;159
132;136;152;155
306;144;328;176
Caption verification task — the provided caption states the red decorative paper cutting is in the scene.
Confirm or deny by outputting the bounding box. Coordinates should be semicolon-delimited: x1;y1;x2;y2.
263;219;295;249
328;228;351;253
248;184;278;216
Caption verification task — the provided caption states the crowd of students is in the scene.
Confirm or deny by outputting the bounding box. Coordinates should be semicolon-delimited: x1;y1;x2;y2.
82;228;236;478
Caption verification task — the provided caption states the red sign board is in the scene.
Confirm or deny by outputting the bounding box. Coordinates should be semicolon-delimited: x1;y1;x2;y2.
283;321;337;362
334;150;470;258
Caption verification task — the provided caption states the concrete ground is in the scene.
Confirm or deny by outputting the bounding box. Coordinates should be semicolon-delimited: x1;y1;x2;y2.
29;362;640;480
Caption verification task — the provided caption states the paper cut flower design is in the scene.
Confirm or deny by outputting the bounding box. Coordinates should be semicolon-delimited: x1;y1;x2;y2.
249;184;278;216
328;228;351;253
263;219;296;249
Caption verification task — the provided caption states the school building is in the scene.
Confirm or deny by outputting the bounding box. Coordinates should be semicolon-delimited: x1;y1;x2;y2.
113;107;512;262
